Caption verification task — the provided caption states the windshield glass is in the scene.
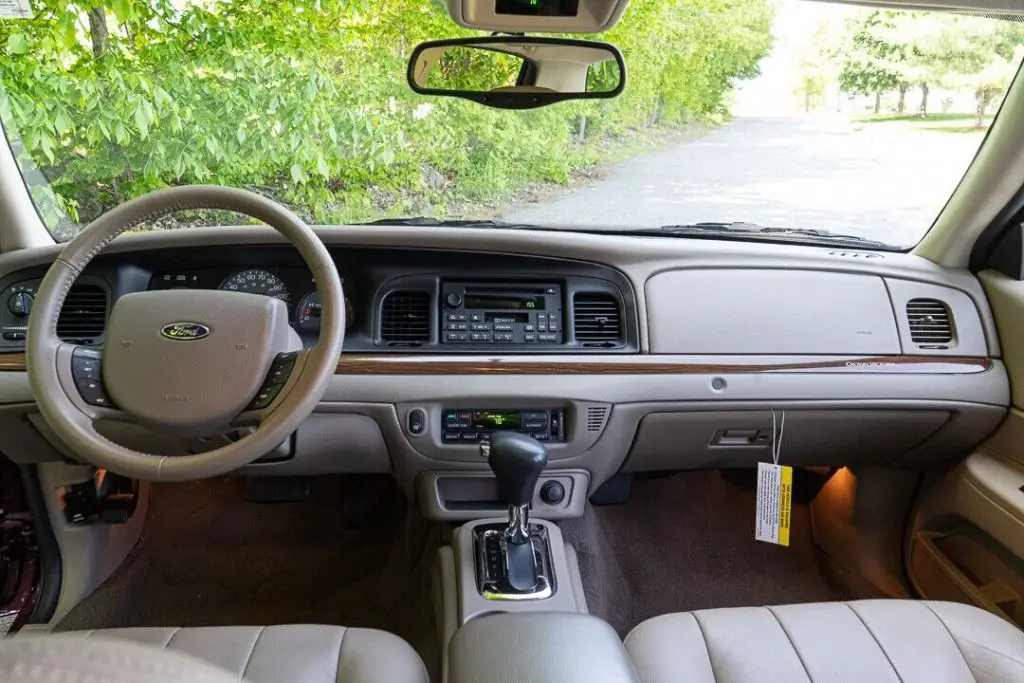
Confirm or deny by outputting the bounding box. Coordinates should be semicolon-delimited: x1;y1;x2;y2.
2;1;1022;248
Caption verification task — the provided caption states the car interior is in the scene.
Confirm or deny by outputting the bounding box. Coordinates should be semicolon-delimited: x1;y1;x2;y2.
1;0;1024;681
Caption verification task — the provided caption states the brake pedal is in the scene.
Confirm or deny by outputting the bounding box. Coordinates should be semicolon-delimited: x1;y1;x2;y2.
244;476;311;503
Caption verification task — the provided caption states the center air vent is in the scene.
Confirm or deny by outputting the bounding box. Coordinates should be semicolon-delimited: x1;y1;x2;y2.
906;298;954;348
57;284;108;343
573;292;622;346
380;291;430;344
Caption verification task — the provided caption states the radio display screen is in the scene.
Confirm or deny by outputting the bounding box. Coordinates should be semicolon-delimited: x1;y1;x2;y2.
471;411;523;430
464;294;545;310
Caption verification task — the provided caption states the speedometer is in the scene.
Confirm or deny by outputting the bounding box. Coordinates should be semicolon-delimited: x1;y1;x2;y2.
219;269;290;303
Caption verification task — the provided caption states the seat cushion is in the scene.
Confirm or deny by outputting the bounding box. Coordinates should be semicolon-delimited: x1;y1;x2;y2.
64;624;429;683
624;600;1024;683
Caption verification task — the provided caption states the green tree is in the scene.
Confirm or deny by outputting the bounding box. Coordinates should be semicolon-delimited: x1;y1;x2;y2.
836;12;908;114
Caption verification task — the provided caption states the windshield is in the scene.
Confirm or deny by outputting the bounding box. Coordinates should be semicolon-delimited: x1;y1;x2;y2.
2;1;1022;248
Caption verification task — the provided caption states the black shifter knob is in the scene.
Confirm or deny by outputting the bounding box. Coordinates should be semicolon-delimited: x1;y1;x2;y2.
488;432;549;507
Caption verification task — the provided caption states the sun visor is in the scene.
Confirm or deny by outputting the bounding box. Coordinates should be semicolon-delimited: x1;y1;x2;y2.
445;0;631;33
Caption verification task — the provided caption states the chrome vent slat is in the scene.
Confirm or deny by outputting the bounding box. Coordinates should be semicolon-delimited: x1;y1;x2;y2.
573;293;623;343
57;285;108;341
380;291;430;344
906;298;953;347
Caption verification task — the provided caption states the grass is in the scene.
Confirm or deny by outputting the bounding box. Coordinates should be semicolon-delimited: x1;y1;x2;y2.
855;112;981;123
920;125;988;134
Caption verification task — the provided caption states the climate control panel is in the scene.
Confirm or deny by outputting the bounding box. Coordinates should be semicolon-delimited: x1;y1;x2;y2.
441;408;565;444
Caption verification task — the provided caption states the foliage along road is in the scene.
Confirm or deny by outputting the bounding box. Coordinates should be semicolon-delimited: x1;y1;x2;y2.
503;115;985;249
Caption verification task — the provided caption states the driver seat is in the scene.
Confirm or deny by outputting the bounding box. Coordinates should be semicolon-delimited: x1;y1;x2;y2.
19;624;430;683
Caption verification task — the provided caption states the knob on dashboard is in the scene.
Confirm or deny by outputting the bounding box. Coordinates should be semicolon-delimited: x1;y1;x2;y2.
7;292;34;318
445;292;463;308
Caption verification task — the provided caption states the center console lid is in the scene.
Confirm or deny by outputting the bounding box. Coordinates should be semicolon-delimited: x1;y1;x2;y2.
448;612;638;683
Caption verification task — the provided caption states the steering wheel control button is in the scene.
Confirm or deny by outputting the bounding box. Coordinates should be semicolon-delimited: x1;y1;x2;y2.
408;408;426;435
247;352;299;410
71;348;115;408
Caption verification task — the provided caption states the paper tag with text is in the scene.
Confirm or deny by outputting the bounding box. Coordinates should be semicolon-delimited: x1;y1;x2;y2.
0;0;32;18
755;462;792;546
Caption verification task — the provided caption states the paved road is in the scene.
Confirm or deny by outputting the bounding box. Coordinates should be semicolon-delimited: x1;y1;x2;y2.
503;116;984;248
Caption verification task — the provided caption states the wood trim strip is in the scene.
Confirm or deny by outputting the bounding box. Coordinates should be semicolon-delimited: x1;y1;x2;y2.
0;352;991;375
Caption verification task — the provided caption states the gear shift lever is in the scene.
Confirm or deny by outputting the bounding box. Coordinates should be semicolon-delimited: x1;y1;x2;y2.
487;432;549;544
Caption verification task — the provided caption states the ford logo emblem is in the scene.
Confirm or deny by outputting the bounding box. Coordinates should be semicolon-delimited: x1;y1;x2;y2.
160;322;211;341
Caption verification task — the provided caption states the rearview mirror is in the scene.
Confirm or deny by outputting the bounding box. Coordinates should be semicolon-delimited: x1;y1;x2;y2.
407;36;626;110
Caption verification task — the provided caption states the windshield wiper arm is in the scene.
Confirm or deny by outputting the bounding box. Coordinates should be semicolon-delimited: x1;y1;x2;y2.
650;222;899;251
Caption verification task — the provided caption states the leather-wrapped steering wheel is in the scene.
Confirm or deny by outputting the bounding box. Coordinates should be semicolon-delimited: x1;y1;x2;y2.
27;185;345;481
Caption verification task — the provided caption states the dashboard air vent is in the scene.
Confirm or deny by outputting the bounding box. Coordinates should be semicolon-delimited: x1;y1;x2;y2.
380;291;430;344
573;292;622;345
586;406;609;433
57;284;108;343
906;298;954;348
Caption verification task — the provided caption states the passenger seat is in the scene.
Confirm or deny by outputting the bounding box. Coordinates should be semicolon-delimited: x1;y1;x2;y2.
625;600;1024;683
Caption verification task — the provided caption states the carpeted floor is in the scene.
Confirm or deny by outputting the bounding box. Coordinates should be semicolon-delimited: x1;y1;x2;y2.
559;469;885;636
56;476;440;675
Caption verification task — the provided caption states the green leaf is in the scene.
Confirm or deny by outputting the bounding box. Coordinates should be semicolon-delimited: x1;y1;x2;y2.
290;163;305;184
134;106;149;139
205;137;219;156
111;0;132;23
315;154;329;178
7;34;29;56
236;127;247;144
53;111;72;136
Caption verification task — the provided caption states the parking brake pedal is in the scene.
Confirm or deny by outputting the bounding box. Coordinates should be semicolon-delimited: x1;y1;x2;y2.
244;476;311;503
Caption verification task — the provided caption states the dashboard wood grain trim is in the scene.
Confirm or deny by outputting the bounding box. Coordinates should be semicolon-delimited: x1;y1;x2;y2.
0;352;991;375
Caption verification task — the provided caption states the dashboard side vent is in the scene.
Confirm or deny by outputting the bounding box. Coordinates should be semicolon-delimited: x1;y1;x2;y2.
573;292;622;345
380;290;430;344
57;284;108;343
906;298;954;348
586;405;609;433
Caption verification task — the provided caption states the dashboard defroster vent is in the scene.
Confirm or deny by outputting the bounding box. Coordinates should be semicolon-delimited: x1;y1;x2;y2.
380;290;430;344
573;292;622;346
906;298;954;348
57;284;108;343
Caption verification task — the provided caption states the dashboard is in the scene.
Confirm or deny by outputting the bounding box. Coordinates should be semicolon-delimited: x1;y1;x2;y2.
0;224;1010;523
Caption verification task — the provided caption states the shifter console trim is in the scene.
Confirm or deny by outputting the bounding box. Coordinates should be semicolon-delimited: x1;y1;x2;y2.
475;523;556;601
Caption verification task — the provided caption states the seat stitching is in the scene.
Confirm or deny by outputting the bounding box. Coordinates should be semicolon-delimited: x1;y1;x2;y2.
920;602;981;680
690;612;719;682
764;607;813;683
162;627;183;651
334;627;347;683
844;602;905;683
241;626;267;680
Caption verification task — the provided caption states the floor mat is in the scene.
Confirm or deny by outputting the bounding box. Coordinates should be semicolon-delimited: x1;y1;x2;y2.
56;476;439;675
559;470;884;636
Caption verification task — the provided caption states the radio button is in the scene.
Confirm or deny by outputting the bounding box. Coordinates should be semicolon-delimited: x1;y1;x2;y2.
538;333;558;342
494;333;514;342
525;334;537;342
445;332;468;342
493;323;513;332
471;333;491;342
447;313;459;322
448;323;469;331
537;323;548;332
471;324;490;332
469;313;483;322
446;293;463;307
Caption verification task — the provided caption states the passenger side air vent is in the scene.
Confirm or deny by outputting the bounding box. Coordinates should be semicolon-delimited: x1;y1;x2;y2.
586;405;610;433
573;292;622;346
906;298;954;348
380;291;430;344
57;284;108;343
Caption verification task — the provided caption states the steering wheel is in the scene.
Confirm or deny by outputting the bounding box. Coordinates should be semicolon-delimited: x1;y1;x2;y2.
26;186;345;481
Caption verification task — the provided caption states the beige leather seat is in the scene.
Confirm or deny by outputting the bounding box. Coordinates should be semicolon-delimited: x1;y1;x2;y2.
36;625;429;683
625;600;1024;683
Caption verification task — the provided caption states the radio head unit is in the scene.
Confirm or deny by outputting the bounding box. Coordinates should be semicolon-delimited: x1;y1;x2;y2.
442;282;563;345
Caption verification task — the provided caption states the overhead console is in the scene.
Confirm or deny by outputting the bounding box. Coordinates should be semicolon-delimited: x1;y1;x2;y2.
445;0;631;33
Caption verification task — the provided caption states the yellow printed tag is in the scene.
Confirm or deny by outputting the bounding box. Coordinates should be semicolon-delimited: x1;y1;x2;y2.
755;462;792;546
